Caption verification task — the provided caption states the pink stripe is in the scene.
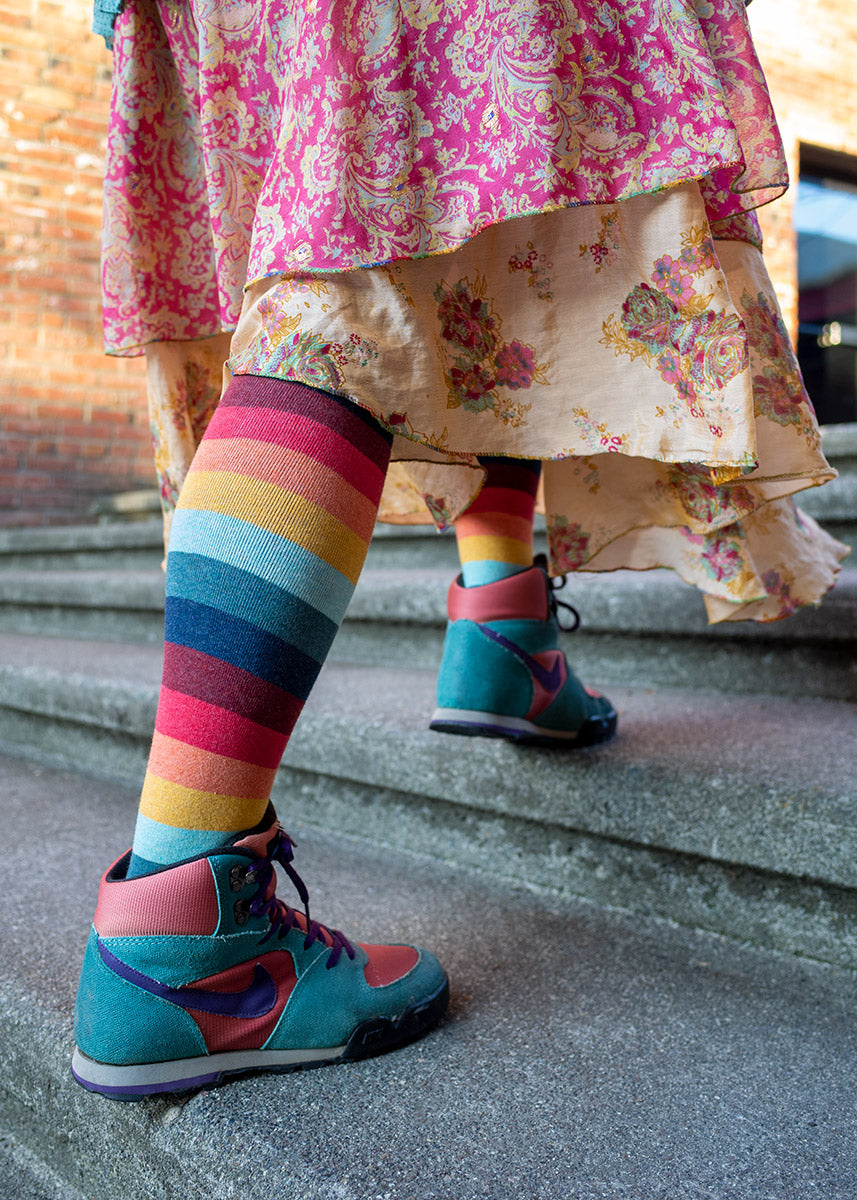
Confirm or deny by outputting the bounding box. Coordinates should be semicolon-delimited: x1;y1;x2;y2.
155;688;290;769
202;405;386;503
464;486;538;519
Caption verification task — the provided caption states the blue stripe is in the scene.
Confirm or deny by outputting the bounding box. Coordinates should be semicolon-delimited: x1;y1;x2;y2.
165;597;322;699
131;813;228;866
168;508;355;625
461;560;528;587
166;552;338;662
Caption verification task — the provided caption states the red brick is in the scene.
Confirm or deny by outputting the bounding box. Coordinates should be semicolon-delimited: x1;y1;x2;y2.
0;417;44;435
34;404;87;421
0;401;33;418
0;471;52;488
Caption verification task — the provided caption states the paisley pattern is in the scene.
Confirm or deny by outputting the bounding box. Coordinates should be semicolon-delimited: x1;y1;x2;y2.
103;0;786;353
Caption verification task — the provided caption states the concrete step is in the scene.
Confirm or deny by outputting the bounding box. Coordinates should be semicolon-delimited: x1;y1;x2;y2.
798;473;857;543
0;518;485;574
338;565;857;701
0;1135;84;1200
3;750;857;1200
2;563;856;699
819;420;857;468
0;521;166;572
2;631;856;968
797;422;857;543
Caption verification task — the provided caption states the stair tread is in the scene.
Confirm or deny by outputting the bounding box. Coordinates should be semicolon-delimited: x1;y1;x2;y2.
2;631;856;890
2;749;857;1200
0;518;448;558
2;563;856;639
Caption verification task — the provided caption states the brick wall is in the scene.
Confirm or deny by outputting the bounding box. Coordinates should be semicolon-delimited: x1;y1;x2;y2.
0;0;151;528
1;2;855;528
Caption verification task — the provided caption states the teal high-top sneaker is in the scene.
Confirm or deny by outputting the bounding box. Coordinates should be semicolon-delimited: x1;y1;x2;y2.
430;560;617;746
72;807;448;1099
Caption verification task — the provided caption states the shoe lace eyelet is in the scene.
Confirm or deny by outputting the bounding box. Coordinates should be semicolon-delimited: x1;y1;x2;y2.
230;865;249;892
233;899;251;926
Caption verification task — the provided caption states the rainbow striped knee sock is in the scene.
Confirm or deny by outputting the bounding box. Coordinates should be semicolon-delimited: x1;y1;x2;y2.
128;377;392;876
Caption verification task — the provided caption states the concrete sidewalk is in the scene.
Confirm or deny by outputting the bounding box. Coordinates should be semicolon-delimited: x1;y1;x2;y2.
2;752;857;1199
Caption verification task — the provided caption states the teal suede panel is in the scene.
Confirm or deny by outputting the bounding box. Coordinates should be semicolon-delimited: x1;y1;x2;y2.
265;947;445;1050
436;620;534;716
535;672;592;730
102;928;277;987
74;929;207;1065
487;617;560;654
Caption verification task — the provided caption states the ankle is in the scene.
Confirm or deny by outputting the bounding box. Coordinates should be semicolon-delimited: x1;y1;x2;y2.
459;560;530;587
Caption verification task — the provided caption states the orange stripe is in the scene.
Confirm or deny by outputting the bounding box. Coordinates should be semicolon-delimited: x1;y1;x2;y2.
190;439;378;543
455;512;535;545
147;731;278;800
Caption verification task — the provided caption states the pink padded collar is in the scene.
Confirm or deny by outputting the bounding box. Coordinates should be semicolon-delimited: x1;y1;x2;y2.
94;855;220;937
447;566;549;623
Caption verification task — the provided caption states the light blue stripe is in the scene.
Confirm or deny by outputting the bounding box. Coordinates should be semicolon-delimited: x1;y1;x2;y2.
168;508;355;624
461;560;528;588
132;812;232;865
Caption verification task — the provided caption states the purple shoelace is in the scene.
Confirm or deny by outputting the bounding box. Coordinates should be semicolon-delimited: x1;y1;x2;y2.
247;828;355;968
534;553;581;632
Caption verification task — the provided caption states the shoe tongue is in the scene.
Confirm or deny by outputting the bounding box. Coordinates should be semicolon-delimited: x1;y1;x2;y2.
232;825;277;857
230;806;280;857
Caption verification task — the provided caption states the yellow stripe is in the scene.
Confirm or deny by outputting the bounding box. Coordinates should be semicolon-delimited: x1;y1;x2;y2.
178;470;367;583
456;534;533;566
140;773;267;832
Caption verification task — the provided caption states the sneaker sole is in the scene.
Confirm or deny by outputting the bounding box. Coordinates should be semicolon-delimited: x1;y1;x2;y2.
71;976;449;1101
429;707;618;748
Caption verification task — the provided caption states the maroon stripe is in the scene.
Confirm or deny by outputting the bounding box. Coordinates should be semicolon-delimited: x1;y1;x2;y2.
477;459;542;495
161;643;304;735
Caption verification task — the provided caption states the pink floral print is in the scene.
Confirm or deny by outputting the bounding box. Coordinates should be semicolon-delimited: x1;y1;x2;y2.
435;278;543;426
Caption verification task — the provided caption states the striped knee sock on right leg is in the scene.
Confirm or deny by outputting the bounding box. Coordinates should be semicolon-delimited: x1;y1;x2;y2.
454;456;541;587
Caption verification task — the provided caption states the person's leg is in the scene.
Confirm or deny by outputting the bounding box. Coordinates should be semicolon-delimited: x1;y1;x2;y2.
73;376;448;1100
129;374;391;876
454;456;541;587
431;456;617;746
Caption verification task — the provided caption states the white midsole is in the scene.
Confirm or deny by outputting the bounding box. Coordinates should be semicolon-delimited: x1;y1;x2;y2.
72;1042;346;1087
430;707;581;740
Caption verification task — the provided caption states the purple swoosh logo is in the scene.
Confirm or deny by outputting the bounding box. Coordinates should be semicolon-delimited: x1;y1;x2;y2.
97;938;278;1018
475;624;564;693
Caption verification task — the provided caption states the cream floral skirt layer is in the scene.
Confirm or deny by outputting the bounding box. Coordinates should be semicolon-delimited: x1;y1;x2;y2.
148;184;847;624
